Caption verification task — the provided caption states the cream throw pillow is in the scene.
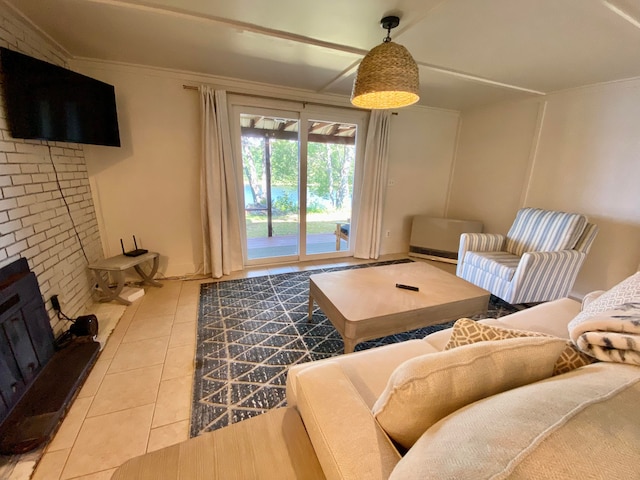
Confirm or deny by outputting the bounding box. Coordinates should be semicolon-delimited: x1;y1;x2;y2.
389;363;640;480
445;318;595;375
372;336;568;450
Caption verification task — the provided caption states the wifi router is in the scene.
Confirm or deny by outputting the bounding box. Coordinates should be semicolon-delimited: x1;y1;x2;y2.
121;236;148;257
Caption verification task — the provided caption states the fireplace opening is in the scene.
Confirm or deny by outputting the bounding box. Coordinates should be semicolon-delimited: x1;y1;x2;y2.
0;258;100;454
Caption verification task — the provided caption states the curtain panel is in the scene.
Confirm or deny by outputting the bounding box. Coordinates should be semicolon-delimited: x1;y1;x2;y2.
354;110;392;259
199;87;243;278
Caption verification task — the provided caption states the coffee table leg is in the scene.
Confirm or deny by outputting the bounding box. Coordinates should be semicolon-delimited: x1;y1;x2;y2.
307;294;314;322
343;338;356;354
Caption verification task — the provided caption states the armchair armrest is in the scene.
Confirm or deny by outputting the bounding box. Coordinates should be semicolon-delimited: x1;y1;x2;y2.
510;250;586;304
457;233;505;277
459;233;505;253
295;362;401;480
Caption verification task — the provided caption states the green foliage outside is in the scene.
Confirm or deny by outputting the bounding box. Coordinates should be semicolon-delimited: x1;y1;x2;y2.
241;135;355;213
241;121;355;243
245;213;341;238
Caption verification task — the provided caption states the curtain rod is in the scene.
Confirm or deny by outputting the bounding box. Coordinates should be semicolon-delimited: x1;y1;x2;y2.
182;84;398;115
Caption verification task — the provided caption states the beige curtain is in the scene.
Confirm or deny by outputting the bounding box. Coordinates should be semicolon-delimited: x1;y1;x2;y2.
354;110;392;259
199;87;243;278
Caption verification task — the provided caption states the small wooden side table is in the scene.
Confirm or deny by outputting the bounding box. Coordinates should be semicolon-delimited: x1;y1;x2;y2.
88;252;162;305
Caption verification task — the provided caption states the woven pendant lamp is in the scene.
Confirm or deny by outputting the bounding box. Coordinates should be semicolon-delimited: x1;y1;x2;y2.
351;16;420;109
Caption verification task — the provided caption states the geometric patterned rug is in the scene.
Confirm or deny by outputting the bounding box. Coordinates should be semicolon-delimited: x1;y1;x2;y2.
190;259;519;437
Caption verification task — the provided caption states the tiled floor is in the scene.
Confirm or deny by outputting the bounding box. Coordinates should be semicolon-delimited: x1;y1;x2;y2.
32;255;419;479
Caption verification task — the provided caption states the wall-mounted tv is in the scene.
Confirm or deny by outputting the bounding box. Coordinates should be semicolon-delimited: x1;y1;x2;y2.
0;48;121;147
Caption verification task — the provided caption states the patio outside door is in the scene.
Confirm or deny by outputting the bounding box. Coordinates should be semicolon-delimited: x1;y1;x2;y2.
234;106;362;265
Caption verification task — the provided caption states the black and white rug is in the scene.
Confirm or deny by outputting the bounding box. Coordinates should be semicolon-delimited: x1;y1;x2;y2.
191;259;519;437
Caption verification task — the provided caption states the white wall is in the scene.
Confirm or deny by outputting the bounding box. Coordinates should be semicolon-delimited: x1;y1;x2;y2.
76;60;460;275
448;80;640;296
380;107;460;254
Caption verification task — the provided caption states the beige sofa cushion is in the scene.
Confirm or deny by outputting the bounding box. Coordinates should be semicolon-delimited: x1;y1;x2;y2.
287;339;439;408
390;363;640;480
372;336;568;449
445;318;595;375
295;361;401;480
421;297;581;351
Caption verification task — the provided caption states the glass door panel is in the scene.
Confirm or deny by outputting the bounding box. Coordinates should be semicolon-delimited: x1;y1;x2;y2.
305;119;357;255
240;112;300;261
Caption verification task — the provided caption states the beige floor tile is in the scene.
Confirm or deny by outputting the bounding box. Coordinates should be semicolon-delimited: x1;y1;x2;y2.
107;335;169;374
162;344;196;380
61;404;154;479
147;420;190;452
267;265;296;275
88;365;162;417
47;397;94;452
76;355;111;399
152;375;192;428
67;469;116;479
34;257;377;479
133;301;178;318
32;448;70;480
174;304;198;324
168;322;196;349
244;268;270;278
121;314;174;343
177;285;201;306
98;308;135;361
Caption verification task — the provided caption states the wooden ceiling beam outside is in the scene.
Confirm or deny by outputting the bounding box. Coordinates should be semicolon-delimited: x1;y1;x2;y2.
241;127;354;145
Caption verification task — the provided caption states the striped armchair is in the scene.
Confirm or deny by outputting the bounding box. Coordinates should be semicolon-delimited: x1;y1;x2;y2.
456;208;598;304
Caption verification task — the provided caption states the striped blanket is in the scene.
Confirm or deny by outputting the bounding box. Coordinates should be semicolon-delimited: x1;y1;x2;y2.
569;303;640;365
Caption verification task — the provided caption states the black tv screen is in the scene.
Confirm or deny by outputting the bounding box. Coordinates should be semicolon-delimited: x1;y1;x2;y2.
1;48;121;147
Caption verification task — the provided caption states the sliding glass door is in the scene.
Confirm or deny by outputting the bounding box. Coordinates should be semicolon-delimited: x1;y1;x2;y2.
232;102;366;266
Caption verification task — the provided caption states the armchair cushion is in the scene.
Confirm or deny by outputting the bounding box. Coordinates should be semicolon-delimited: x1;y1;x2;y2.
505;208;587;256
463;251;520;281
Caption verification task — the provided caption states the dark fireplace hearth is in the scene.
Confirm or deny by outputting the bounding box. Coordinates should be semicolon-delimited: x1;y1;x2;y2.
0;258;99;454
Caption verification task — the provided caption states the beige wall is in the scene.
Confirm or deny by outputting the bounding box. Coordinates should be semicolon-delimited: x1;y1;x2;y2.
448;80;640;296
446;99;542;233
76;61;460;275
79;65;202;276
380;107;460;254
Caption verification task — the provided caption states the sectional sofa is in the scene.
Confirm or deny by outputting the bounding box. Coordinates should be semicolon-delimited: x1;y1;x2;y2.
112;275;640;479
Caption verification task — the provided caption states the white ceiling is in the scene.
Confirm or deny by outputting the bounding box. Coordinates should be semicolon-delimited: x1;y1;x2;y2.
7;0;640;110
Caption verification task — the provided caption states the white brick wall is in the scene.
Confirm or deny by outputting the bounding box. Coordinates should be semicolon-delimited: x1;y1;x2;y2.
0;5;104;335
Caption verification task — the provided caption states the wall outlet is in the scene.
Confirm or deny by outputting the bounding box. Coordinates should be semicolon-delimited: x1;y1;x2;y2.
385;230;391;237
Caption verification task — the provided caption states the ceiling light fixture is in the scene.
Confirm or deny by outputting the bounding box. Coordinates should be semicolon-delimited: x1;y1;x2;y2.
351;15;420;109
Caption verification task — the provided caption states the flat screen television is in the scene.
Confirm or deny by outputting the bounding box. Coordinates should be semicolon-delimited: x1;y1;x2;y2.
0;48;121;147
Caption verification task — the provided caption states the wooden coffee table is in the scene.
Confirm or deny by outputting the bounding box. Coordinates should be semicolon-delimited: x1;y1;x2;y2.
308;262;490;353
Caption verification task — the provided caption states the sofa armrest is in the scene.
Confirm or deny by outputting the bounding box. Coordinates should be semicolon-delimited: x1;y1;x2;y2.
295;362;401;480
508;250;586;304
581;290;606;310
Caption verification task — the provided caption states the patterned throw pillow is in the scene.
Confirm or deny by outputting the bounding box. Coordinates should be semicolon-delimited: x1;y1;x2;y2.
445;318;595;375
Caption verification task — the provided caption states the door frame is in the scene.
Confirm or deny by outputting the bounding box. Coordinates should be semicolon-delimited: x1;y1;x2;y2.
229;96;368;267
